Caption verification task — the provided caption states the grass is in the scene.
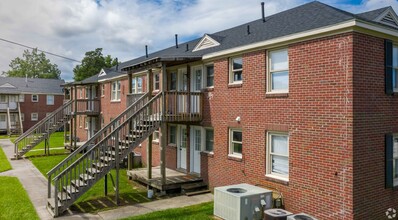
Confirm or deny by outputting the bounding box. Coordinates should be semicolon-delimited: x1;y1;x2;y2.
30;154;150;213
0;176;40;220
122;202;214;220
0;147;12;172
25;132;68;157
0;134;18;142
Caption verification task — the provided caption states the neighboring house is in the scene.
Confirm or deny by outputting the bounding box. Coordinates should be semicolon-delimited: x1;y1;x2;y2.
0;77;64;134
34;2;398;219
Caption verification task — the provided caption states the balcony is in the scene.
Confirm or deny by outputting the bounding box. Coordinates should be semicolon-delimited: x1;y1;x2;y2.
164;91;202;122
74;99;100;116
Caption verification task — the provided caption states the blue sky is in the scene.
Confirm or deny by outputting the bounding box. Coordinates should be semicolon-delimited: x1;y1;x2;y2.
0;0;397;81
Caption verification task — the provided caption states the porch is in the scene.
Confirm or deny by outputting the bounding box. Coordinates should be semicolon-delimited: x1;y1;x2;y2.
128;166;203;191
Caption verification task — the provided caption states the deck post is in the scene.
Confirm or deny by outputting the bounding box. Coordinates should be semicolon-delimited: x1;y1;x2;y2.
128;73;133;170
104;174;108;196
115;131;120;205
147;68;154;180
73;85;77;150
160;63;167;187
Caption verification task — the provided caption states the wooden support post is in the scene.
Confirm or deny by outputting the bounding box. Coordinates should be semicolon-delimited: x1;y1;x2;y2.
74;85;77;150
128;73;133;170
115;131;120;205
160;63;167;186
147;68;154;180
104;174;108;196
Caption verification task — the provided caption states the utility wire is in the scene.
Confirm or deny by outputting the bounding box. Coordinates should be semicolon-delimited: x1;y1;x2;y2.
0;37;81;63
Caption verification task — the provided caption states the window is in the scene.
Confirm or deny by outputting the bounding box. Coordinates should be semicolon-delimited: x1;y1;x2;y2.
0;115;5;122
19;94;24;102
85;87;89;99
229;57;243;84
31;113;38;121
0;95;6;103
229;129;242;157
46;95;54;105
132;77;143;94
169;125;177;144
205;64;214;87
85;117;88;129
154;73;160;90
101;84;105;96
170;72;177;90
393;45;398;91
193;66;202;91
111;81;121;101
31;94;39;102
21;113;24;121
391;135;398;187
205;128;214;152
153;129;160;142
268;49;289;93
267;132;289;179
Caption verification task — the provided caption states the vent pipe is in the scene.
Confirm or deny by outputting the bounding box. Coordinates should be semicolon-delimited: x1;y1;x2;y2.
115;58;119;71
247;25;251;35
175;34;179;48
145;45;148;58
261;2;265;22
186;44;189;52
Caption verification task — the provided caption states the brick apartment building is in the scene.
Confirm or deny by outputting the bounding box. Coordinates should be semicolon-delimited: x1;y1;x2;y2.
0;77;64;134
36;1;398;219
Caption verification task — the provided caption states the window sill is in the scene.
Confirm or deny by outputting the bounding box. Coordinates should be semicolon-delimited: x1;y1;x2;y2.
265;92;289;98
201;151;214;158
110;100;121;103
168;143;177;148
203;87;214;92
265;174;289;185
228;154;242;162
152;140;159;144
228;82;242;88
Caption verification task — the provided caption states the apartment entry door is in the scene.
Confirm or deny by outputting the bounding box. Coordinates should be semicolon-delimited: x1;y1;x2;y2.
177;125;187;170
190;66;202;114
190;126;202;174
177;68;188;113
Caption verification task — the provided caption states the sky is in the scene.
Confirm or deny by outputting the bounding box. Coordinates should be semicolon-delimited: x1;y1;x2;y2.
0;0;397;82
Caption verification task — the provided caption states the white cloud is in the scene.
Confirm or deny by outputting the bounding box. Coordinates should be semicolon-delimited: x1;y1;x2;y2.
0;0;395;81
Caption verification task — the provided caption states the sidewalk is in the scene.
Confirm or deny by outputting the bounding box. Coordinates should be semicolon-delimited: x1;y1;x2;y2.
0;139;213;220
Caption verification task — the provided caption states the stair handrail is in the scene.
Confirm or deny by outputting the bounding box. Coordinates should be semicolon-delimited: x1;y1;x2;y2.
46;92;150;179
14;100;73;143
18;102;23;133
52;91;162;182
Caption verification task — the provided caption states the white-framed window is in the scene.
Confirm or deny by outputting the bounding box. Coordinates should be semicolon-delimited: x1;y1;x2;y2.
85;117;88;129
170;71;177;91
154;72;160;90
153;129;160;142
392;136;398;186
85;87;89;99
132;76;143;94
20;113;24;121
46;95;54;105
229;57;243;84
268;49;289;93
205;64;214;88
19;94;24;102
111;80;121;101
101;84;105;97
205;128;214;152
169;125;177;144
0;95;6;103
393;45;398;91
31;113;38;121
266;132;289;180
0;114;6;122
192;66;203;91
229;128;242;157
31;94;39;102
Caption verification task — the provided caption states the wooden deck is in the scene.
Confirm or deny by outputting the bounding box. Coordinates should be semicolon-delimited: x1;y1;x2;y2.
128;167;203;191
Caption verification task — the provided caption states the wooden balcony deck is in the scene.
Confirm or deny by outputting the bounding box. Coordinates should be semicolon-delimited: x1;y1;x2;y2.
128;167;203;191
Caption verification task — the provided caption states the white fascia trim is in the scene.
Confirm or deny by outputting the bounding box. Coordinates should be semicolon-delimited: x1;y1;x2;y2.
97;74;128;83
355;20;398;38
203;20;357;60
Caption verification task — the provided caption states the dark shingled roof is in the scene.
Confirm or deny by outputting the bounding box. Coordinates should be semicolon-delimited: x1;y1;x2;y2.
69;65;128;86
0;77;64;94
121;1;394;70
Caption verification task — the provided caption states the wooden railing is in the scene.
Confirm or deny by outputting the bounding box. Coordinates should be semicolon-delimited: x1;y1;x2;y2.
75;99;100;115
127;93;145;107
164;91;203;122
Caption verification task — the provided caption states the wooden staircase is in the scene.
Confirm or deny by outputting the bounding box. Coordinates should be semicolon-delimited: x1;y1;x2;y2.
13;100;73;159
46;92;163;217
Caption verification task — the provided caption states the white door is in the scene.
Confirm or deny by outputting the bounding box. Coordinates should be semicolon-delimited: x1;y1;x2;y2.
177;68;188;113
178;126;187;170
190;126;202;174
8;95;17;109
190;66;202;114
0;114;6;130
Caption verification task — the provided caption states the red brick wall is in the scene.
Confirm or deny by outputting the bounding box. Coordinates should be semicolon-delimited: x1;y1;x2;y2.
20;94;64;131
134;141;161;167
199;33;355;219
352;32;398;219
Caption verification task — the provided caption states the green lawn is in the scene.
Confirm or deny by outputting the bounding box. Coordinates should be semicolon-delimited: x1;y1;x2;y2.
0;176;40;220
30;154;150;213
123;202;214;220
0;147;12;172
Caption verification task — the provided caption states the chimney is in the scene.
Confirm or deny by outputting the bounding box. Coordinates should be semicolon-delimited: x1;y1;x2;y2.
175;34;179;48
247;25;251;35
145;45;148;58
261;2;265;22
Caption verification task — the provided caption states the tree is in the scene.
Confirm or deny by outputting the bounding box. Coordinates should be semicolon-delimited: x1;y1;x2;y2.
4;48;61;79
73;48;118;81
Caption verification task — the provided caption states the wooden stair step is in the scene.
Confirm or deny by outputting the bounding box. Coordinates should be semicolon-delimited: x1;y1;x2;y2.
100;156;115;163
185;189;211;197
71;179;87;188
92;162;109;169
47;198;63;209
181;182;207;191
79;174;94;182
57;192;71;201
63;185;79;195
86;168;101;175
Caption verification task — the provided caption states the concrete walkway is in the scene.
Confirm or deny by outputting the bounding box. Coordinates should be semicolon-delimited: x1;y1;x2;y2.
0;139;213;219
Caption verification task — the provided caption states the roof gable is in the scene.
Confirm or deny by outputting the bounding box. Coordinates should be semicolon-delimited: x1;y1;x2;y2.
193;34;220;52
375;7;398;28
0;82;16;88
98;69;107;77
